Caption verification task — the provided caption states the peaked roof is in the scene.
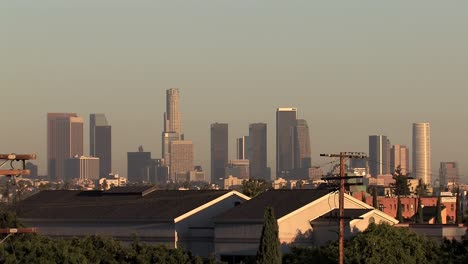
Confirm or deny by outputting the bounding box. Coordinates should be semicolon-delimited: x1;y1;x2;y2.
316;209;373;221
18;189;245;222
215;189;330;222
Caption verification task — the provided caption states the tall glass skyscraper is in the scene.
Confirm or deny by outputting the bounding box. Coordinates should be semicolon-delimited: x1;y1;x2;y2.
90;114;111;178
276;108;297;179
369;135;391;177
413;123;431;185
211;123;228;184
390;144;409;175
47;113;84;181
249;123;269;181
294;119;312;170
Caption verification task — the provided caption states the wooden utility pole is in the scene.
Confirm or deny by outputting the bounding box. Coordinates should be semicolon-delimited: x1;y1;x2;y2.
320;152;367;264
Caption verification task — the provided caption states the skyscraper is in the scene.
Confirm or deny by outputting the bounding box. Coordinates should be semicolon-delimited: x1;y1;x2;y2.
276;108;297;179
211;123;228;184
47;113;84;181
439;162;458;188
249;123;269;181
164;88;182;135
390;144;409;175
162;88;183;167
170;140;194;182
66;156;100;181
90;114;112;178
294;119;312;170
413;123;431;185
236;136;249;160
127;146;152;183
368;135;391;177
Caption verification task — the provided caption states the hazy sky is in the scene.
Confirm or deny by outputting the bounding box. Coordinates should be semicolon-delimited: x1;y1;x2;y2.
2;1;467;179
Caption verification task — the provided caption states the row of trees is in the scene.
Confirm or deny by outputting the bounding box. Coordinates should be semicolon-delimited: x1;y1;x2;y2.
283;223;468;264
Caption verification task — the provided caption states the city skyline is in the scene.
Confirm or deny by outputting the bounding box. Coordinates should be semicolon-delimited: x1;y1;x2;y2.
2;2;467;179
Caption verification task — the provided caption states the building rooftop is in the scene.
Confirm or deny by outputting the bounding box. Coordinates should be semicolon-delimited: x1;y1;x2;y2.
18;188;233;222
215;189;330;222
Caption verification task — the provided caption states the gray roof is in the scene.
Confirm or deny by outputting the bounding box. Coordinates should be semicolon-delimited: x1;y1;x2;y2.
215;189;330;222
314;209;373;221
18;189;232;222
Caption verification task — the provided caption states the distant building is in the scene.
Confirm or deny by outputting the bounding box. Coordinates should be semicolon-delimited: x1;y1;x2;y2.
308;167;323;181
413;123;432;185
162;132;180;166
65;156;100;181
294;119;311;170
25;162;38;179
90;114;112;178
189;166;206;182
127;146;152;183
99;174;127;190
47;113;84;181
391;144;409;175
236;136;249;160
211;123;228;184
170;140;194;182
440;162;459;187
369;135;391;177
225;160;250;180
223;176;244;190
276;108;297;179
249;123;269;181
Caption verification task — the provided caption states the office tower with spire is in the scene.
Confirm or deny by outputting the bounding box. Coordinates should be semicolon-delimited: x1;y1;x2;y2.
413;123;432;185
249;123;269;181
294;119;312;170
47;113;84;181
90;114;112;178
276;108;297;179
162;88;183;165
369;135;391;177
390;144;409;175
211;123;228;184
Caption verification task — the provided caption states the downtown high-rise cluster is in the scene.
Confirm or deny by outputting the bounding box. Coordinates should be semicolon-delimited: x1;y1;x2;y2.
44;89;459;189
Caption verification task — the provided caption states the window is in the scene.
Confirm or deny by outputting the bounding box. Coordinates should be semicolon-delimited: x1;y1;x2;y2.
451;204;454;212
378;204;385;211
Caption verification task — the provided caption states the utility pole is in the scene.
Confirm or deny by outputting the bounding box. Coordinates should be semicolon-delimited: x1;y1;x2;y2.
320;152;367;264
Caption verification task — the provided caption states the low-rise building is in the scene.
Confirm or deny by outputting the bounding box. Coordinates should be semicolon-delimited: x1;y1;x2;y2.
19;186;250;257
214;190;398;262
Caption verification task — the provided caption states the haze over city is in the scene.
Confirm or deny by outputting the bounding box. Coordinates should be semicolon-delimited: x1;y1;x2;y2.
2;1;467;178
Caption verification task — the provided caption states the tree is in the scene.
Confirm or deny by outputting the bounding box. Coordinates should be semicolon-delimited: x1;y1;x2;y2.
397;195;403;222
256;207;281;264
284;223;443;264
456;189;463;224
392;166;411;197
345;223;441;264
361;192;366;203
101;179;108;190
435;191;443;224
371;187;378;209
242;179;270;198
